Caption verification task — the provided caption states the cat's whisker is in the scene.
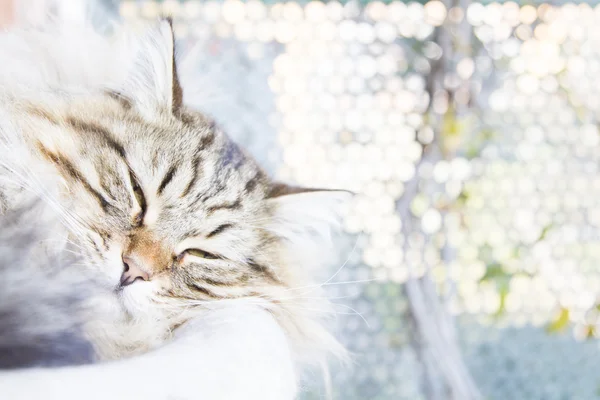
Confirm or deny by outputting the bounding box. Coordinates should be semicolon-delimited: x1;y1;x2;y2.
278;303;369;326
248;290;355;303
283;278;381;293
317;236;359;284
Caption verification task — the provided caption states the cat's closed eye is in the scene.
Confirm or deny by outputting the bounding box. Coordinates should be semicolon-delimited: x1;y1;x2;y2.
185;249;219;260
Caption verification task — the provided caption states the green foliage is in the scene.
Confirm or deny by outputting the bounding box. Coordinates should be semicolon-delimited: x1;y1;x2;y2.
546;308;570;334
479;262;509;282
456;188;470;203
536;224;553;242
441;106;464;138
465;128;496;159
479;262;511;317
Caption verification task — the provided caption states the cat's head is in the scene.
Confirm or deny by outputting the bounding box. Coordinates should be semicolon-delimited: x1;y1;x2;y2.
24;21;349;333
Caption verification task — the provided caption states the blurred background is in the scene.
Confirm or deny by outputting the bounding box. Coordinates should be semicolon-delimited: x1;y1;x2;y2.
4;0;600;399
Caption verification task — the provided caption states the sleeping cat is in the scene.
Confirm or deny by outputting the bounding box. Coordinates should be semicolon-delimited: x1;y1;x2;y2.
0;18;348;399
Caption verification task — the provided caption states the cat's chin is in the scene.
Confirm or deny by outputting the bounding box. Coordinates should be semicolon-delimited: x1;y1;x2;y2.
119;280;164;318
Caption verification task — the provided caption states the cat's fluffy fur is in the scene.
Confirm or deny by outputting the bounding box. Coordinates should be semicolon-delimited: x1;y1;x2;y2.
0;12;348;399
0;202;94;369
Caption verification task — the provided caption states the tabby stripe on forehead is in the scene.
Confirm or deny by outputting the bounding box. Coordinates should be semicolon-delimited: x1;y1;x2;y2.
180;134;215;198
194;179;225;204
206;199;241;215
66;118;126;158
244;172;262;194
157;165;177;195
180;155;201;198
37;144;111;211
199;134;216;151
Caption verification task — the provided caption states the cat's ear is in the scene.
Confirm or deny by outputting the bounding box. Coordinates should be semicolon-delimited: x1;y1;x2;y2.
121;19;183;116
266;182;353;241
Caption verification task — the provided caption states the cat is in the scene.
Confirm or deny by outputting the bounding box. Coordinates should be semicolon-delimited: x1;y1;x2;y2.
0;16;349;399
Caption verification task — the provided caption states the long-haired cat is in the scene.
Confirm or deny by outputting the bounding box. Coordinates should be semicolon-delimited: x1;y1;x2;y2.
0;15;349;400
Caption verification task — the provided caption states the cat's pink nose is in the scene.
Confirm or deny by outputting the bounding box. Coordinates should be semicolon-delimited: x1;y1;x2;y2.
120;255;150;287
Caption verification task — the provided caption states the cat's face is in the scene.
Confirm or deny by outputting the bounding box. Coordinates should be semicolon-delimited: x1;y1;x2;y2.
16;21;348;324
39;101;280;317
